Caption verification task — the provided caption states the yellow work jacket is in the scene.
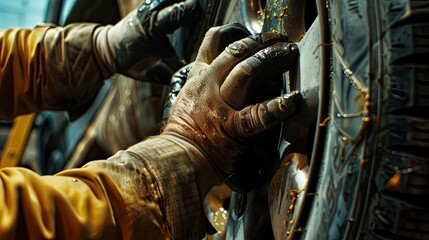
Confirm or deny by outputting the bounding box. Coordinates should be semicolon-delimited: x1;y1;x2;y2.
0;25;206;239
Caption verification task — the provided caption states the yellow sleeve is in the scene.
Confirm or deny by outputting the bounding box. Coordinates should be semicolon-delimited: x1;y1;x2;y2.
0;136;211;239
0;149;170;240
0;24;106;120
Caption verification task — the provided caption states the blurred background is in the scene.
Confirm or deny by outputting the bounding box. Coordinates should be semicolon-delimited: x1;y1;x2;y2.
0;0;48;28
0;0;76;29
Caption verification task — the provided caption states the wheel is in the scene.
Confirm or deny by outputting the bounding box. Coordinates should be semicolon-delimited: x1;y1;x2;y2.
222;0;429;239
163;0;429;239
224;0;320;239
300;0;429;239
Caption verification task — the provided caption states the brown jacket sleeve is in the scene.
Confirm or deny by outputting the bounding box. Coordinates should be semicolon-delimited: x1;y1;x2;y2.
0;24;105;119
0;136;208;239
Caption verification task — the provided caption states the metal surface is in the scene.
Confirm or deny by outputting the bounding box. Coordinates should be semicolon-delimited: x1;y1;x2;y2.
0;114;36;168
239;0;265;33
223;0;322;239
269;153;308;239
268;16;323;239
44;0;63;24
222;0;265;34
62;0;120;25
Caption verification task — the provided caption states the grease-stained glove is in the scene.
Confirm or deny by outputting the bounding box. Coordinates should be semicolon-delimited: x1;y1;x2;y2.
93;0;197;82
162;24;303;189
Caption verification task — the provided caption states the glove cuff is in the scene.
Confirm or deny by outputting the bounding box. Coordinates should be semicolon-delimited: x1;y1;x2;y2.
92;25;117;79
159;132;224;186
126;135;222;238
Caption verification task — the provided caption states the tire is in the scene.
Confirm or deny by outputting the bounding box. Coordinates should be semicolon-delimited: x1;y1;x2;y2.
293;0;429;239
220;0;429;239
163;0;429;239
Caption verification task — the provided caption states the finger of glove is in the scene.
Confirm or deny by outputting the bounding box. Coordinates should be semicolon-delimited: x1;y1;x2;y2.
220;42;298;109
155;0;197;34
209;32;289;86
195;23;251;65
233;91;302;138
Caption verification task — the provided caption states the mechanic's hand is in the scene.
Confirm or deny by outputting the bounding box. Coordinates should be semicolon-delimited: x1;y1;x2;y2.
93;0;196;82
162;24;302;182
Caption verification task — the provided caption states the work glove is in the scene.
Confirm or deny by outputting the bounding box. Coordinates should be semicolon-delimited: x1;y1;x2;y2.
162;24;303;190
93;0;197;82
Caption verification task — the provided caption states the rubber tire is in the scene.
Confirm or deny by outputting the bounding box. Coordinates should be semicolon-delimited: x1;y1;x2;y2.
300;0;429;239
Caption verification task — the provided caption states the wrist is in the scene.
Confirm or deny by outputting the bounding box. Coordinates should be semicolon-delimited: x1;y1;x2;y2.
92;25;117;79
159;133;223;195
127;136;217;239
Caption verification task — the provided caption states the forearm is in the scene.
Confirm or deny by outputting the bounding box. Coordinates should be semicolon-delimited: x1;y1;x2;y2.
0;24;105;119
0;147;175;239
0;136;218;239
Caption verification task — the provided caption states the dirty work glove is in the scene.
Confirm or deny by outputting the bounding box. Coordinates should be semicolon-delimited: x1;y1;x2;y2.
93;0;196;82
162;24;303;188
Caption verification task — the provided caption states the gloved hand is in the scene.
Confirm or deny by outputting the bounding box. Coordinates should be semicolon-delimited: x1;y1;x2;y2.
162;24;302;188
93;0;197;82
